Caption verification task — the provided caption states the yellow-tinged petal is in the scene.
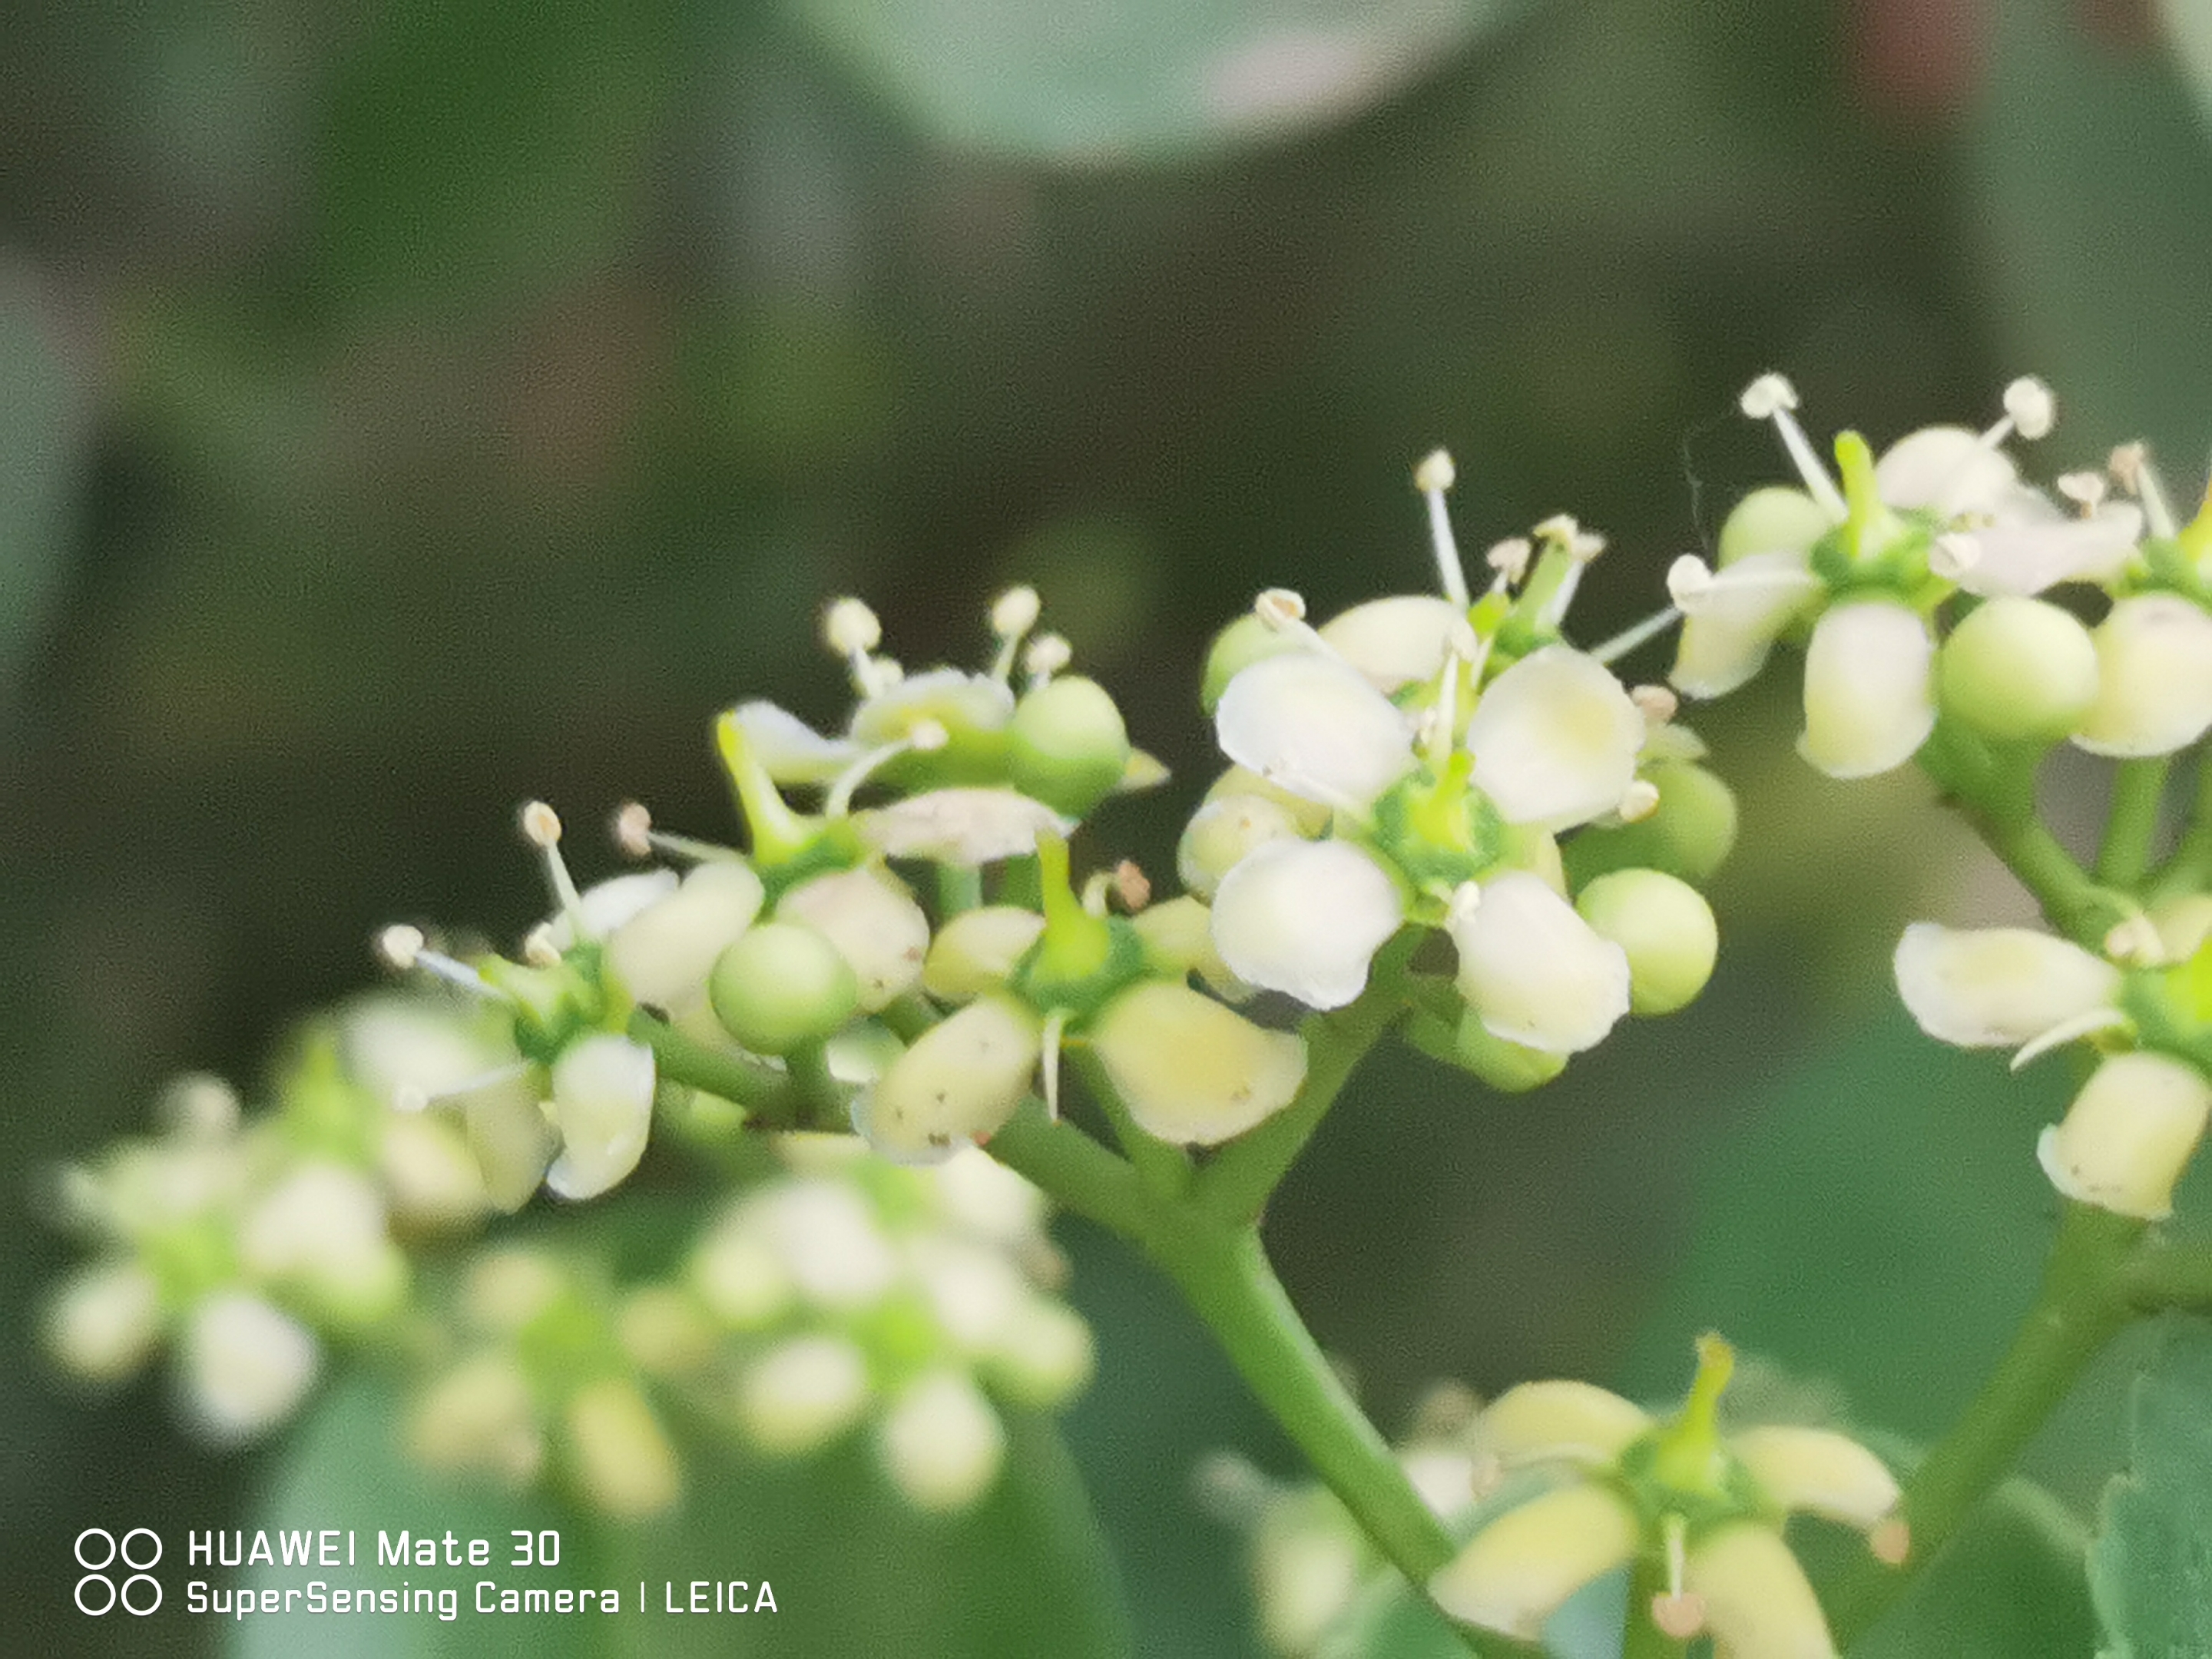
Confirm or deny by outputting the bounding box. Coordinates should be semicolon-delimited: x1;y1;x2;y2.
1686;1522;1836;1659
1728;1426;1899;1529
1428;1483;1640;1639
1088;981;1306;1146
1479;1379;1652;1471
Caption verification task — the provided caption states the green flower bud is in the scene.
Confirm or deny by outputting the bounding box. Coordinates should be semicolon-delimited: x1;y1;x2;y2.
861;996;1041;1161
1560;760;1738;887
1131;894;1250;1000
564;1377;680;1518
1201;613;1302;712
1008;675;1132;818
922;906;1047;1002
1938;596;2099;743
709;921;860;1054
1717;485;1833;568
1451;1009;1568;1092
1575;869;1718;1015
1177;793;1304;898
775;867;929;1012
1087;981;1306;1145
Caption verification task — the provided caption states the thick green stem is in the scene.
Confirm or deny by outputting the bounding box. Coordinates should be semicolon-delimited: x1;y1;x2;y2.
1197;929;1422;1227
2098;758;2170;890
1917;729;2121;949
2147;755;2212;905
627;1010;796;1113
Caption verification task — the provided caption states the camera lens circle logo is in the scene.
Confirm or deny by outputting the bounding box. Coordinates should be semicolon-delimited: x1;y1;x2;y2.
75;1528;162;1615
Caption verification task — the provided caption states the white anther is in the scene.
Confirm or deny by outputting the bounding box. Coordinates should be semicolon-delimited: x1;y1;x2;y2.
1650;1593;1707;1641
1485;537;1532;585
614;801;653;859
1416;449;1472;606
1413;449;1456;494
1568;529;1607;562
2002;377;2055;441
908;719;950;753
990;585;1041;639
1869;1518;1912;1567
520;800;563;848
1023;633;1073;687
823;597;882;657
1532;512;1579;543
1930;532;1982;580
1739;373;1799;419
1254;588;1308;630
1631;684;1679;726
378;924;426;970
522;923;562;969
1112;860;1151;912
2057;471;2108;514
2105;914;2168;968
2108;442;2147;494
1446;881;1482;929
1666;555;1716;604
1618;780;1661;823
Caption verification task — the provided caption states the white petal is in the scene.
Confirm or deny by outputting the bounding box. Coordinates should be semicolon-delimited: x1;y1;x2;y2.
859;786;1073;864
1215;651;1416;809
179;1293;320;1445
777;867;931;1010
1465;646;1644;830
1798;600;1935;778
1893;923;2121;1048
1962;498;2142;597
849;667;1015;746
1479;1379;1651;1471
1088;982;1307;1146
877;1370;1006;1512
1210;839;1402;1010
606;861;764;1009
1450;873;1631;1054
1317;594;1466;692
1671;551;1820;698
1685;1523;1837;1659
1730;1426;1899;1529
1875;426;2016;515
2072;594;2212;757
545;1035;657;1200
730;700;858;784
546;869;678;950
2039;1051;2212;1220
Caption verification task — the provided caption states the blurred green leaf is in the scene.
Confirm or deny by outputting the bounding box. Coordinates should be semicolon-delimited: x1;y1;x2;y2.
1971;0;2212;462
777;0;1530;162
2087;1318;2212;1659
0;274;87;695
232;1373;1131;1658
2157;0;2212;133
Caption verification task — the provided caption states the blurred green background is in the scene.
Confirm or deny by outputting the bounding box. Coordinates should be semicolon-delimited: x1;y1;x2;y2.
6;0;2211;1651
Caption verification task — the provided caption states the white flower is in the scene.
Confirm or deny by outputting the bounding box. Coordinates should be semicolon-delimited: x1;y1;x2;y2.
178;1292;320;1445
1448;874;1631;1054
2071;593;2212;757
1214;649;1416;808
876;1370;1006;1512
857;786;1071;864
1797;600;1936;779
1316;594;1466;692
1085;981;1308;1145
1669;550;1824;699
1211;839;1404;1010
1893;923;2121;1049
544;1033;657;1200
1463;646;1644;830
2039;1051;2212;1220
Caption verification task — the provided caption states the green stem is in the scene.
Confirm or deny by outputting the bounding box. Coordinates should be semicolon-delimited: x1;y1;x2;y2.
2098;758;2169;891
1070;1047;1193;1201
935;863;983;916
2147;755;2212;906
1197;929;1422;1228
1830;1203;2143;1643
627;1010;795;1113
2121;1236;2212;1314
1147;1217;1486;1653
985;1102;1161;1240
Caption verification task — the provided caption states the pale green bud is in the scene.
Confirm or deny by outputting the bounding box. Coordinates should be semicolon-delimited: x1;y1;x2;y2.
1561;761;1737;887
1451;1010;1568;1092
738;1334;871;1455
605;861;764;1012
877;1370;1006;1512
1575;869;1718;1016
708;921;859;1054
1008;674;1132;819
922;906;1045;1002
776;867;929;1012
564;1377;680;1518
987;1297;1096;1407
690;1214;793;1330
178;1292;320;1445
2073;593;2212;757
860;996;1041;1161
44;1260;163;1384
1201;613;1300;712
617;1286;716;1376
1130;893;1251;1001
1717;485;1833;568
1177;793;1305;899
1088;981;1306;1146
1938;596;2099;743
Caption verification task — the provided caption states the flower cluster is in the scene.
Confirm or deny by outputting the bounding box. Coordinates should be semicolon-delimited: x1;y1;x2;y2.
1187;454;1727;1089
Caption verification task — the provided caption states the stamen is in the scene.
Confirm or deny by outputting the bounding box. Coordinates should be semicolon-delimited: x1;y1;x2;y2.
2110;443;2179;539
1930;532;1982;581
1414;449;1472;607
1079;869;1115;918
2104;913;2167;968
1024;632;1072;689
988;585;1042;684
1631;684;1679;726
1869;1518;1912;1567
1666;555;1715;605
610;801;740;866
1041;1010;1067;1122
376;924;512;1002
2000;376;2055;442
1649;1514;1706;1638
1618;780;1661;823
824;720;949;819
823;598;892;697
2009;1006;2131;1071
392;1059;533;1116
1530;518;1603;629
1426;639;1466;772
1485;537;1532;590
1740;372;1847;519
521;800;589;937
1590;606;1684;667
2056;471;2107;515
1111;859;1151;912
522;923;562;969
1251;588;1336;657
